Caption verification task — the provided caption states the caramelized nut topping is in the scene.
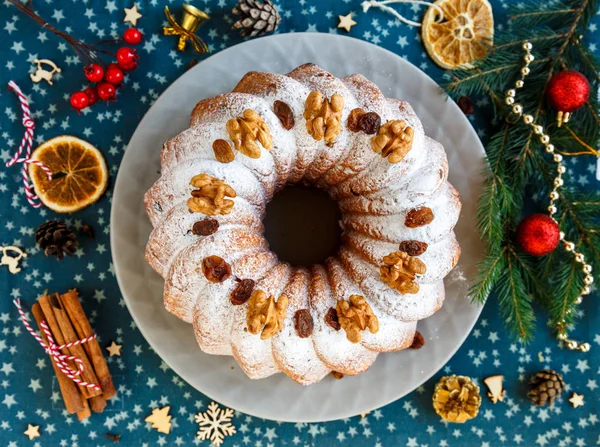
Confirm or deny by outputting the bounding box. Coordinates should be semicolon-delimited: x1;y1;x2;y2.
246;290;288;340
399;240;428;256
230;278;256;305
202;255;232;283
380;251;427;294
273;100;295;130
304;91;344;145
192;218;219;236
324;307;341;331
405;207;434;228
226;109;273;158
371;119;415;163
187;174;236;216
294;309;314;338
336;295;379;344
212;139;235;163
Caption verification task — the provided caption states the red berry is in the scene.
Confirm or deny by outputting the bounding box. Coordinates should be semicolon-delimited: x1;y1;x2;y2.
84;64;104;83
116;47;139;71
123;27;143;45
83;87;98;105
105;64;124;85
96;82;116;101
70;91;89;111
516;214;561;256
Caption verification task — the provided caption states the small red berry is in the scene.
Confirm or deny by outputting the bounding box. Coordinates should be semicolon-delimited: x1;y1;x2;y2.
116;47;139;71
83;87;98;105
96;82;116;102
84;64;104;83
123;27;143;45
105;64;124;85
70;91;89;111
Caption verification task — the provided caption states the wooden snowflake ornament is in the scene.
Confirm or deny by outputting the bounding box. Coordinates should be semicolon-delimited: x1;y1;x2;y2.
195;402;236;446
145;406;172;434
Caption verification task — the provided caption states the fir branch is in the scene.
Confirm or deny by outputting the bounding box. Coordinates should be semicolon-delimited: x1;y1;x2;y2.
470;248;508;303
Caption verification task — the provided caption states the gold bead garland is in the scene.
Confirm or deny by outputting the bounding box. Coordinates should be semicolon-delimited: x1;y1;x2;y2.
505;42;593;352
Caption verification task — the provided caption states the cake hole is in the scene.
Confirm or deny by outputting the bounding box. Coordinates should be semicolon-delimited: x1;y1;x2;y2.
264;185;342;266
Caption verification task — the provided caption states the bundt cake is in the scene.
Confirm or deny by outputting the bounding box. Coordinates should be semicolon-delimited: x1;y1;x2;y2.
144;63;461;385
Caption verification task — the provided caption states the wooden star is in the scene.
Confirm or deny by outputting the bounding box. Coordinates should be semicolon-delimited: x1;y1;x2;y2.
106;341;122;357
124;5;142;26
338;13;357;33
24;424;40;440
568;392;584;408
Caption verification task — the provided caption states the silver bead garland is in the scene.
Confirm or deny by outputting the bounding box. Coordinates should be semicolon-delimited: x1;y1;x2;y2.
505;42;593;353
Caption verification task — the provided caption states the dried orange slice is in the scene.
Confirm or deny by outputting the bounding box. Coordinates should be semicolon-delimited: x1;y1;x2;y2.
29;135;108;213
422;0;494;70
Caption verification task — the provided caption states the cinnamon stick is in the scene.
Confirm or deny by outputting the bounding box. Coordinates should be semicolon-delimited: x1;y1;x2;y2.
38;294;102;399
77;395;91;421
31;303;84;415
90;395;107;413
59;290;116;400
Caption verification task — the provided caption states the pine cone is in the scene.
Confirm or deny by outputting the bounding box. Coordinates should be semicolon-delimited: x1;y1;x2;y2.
232;0;281;37
527;370;565;406
35;220;79;260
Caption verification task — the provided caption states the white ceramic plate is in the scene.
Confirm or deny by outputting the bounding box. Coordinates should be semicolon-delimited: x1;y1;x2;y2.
111;33;486;423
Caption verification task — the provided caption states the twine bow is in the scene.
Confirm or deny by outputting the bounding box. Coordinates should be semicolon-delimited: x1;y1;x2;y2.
13;299;101;390
361;0;445;27
6;81;52;208
163;6;209;54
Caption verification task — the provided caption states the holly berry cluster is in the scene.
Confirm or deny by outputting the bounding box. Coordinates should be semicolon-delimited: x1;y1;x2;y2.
69;28;143;112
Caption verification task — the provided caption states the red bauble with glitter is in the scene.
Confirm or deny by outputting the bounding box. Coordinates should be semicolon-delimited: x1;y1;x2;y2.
84;63;104;83
70;91;89;111
105;64;124;85
96;82;116;101
546;70;590;125
116;47;139;71
516;214;561;256
123;28;143;45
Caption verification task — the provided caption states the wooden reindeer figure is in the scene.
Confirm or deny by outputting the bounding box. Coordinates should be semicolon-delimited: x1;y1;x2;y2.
1;246;28;274
30;59;61;85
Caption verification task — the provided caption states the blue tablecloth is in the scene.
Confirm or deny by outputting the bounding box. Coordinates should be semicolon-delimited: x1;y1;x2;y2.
1;1;598;445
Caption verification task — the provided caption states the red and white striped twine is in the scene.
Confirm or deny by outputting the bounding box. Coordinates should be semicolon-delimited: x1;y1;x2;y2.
6;81;52;208
13;299;101;391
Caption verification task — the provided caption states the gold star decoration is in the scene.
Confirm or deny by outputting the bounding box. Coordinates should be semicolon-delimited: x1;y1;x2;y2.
568;392;584;408
145;406;172;434
106;341;122;357
195;402;236;447
338;13;357;32
24;424;40;440
124;5;142;26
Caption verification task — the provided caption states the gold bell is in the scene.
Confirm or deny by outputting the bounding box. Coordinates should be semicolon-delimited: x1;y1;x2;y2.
163;4;210;53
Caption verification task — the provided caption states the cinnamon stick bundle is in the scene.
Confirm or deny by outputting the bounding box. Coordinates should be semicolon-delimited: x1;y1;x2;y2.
33;290;115;420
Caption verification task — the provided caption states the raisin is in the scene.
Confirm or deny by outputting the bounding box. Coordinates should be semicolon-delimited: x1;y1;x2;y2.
409;331;425;349
212;139;235;163
399;240;428;256
457;96;473;115
230;279;255;305
347;108;365;132
331;371;344;380
358;111;381;135
294;309;314;338
273;100;295;130
325;307;341;331
404;207;434;228
192;218;219;236
201;256;231;283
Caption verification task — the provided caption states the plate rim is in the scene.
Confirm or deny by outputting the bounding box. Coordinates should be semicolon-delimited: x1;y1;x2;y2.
110;32;486;422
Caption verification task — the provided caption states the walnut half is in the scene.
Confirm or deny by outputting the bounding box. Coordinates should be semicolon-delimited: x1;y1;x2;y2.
246;290;288;340
371;120;414;163
226;109;273;159
336;295;379;344
303;91;344;146
187;173;236;216
380;251;427;294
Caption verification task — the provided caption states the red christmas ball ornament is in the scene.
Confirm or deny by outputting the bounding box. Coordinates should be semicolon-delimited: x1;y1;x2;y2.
83;87;98;105
105;64;124;85
70;91;89;111
516;214;561;256
546;70;590;126
116;47;139;71
123;27;143;45
96;82;116;101
84;63;104;83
